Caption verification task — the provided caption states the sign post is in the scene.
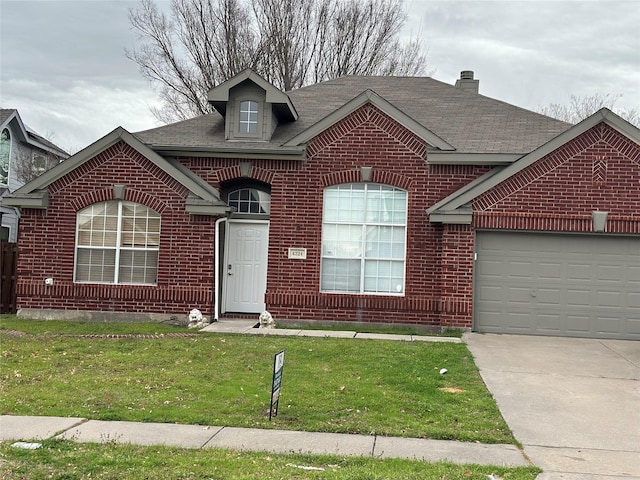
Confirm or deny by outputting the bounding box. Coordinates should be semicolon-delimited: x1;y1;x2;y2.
269;350;285;420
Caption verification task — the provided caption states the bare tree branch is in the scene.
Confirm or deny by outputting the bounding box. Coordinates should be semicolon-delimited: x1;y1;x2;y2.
538;93;639;127
127;0;429;120
13;149;62;184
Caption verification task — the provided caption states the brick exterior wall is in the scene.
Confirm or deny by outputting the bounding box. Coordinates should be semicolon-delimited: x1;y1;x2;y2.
473;123;640;233
442;123;640;327
14;112;639;329
260;105;489;326
16;141;217;316
182;104;487;327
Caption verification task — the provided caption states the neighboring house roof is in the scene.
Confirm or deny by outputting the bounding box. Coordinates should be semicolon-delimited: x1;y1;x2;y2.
135;75;571;162
3;127;230;215
0;108;69;158
428;108;640;224
0;109;13;124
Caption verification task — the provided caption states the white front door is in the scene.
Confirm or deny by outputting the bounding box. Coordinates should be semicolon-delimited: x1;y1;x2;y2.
223;221;269;313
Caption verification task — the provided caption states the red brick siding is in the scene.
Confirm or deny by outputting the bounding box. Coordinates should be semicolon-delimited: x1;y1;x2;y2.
16;141;216;316
474;124;640;232
439;224;474;328
259;105;488;325
183;105;489;326
461;123;640;327
18;110;637;329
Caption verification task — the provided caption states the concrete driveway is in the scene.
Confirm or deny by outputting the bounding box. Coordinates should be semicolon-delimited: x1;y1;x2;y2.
464;333;640;479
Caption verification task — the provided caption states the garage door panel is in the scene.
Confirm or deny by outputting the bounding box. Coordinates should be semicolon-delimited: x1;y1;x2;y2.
567;263;591;281
506;287;533;304
477;283;503;299
506;261;535;278
475;232;639;340
536;288;562;306
538;262;563;280
537;314;563;333
476;310;503;329
506;313;533;330
566;315;591;334
566;289;591;306
598;265;623;282
595;316;622;335
596;290;621;307
628;318;640;335
479;259;505;277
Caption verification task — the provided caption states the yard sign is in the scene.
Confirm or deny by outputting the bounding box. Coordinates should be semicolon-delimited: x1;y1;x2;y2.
269;350;285;420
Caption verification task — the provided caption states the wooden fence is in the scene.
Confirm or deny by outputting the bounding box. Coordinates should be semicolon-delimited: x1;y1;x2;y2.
1;242;17;313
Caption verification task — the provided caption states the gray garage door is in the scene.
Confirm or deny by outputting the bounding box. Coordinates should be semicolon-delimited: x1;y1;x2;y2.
474;232;640;340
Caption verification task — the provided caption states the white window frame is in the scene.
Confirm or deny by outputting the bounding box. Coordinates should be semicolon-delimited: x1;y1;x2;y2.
228;187;271;215
321;183;408;296
238;100;259;134
74;200;161;285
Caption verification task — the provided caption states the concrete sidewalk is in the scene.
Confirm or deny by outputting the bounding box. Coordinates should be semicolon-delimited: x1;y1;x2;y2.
0;415;528;467
200;318;463;343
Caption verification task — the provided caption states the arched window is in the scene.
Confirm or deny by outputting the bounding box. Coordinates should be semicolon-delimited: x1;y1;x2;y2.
321;183;407;295
75;200;160;284
228;188;270;214
0;128;11;185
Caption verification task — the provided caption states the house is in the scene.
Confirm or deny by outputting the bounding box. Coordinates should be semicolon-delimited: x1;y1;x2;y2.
0;109;68;242
3;70;639;340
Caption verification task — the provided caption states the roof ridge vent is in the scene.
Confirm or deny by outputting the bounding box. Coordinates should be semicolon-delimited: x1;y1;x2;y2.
455;70;479;94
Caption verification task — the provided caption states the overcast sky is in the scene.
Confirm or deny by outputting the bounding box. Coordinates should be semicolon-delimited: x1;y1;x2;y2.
1;0;639;153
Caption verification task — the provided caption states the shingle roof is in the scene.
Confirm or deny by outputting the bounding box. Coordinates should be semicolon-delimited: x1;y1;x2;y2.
26;129;68;156
0;109;16;125
135;76;571;155
428;108;640;222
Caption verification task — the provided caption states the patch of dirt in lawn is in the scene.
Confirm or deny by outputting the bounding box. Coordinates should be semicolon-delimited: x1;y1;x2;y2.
439;387;466;394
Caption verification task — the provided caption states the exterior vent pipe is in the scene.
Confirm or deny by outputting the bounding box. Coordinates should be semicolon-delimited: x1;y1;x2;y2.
455;70;480;94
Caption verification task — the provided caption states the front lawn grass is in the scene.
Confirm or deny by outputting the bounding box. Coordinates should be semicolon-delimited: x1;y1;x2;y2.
1;317;512;444
0;315;187;335
0;440;541;480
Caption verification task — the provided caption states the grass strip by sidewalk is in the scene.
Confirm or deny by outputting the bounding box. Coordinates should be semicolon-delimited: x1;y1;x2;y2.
1;317;513;444
0;439;541;480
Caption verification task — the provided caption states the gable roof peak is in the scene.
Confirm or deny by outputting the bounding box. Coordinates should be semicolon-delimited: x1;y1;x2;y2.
428;107;640;223
284;87;454;151
2;126;229;215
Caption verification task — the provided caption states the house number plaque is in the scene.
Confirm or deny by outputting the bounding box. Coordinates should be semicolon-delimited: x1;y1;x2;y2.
288;248;307;259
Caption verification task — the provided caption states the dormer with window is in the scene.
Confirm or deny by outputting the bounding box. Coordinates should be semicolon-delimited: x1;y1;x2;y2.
208;70;298;142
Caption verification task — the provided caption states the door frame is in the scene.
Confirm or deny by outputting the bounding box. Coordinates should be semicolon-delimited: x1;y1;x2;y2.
221;219;270;314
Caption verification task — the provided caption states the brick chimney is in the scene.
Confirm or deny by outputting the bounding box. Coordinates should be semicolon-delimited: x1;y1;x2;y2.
455;70;479;94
